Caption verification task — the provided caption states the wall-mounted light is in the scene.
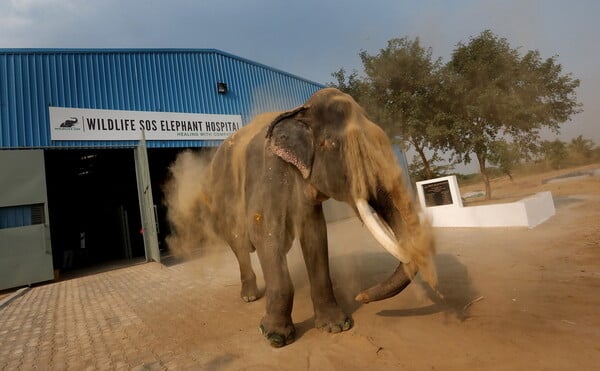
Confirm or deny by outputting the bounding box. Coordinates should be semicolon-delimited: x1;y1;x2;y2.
216;82;228;94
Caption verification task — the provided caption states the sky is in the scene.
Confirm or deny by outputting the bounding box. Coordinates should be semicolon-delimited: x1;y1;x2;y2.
1;0;598;147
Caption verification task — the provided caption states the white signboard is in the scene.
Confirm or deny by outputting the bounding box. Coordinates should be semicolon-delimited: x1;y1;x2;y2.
49;106;242;141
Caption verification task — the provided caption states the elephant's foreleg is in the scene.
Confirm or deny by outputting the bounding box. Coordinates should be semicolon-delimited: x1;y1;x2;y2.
299;205;353;333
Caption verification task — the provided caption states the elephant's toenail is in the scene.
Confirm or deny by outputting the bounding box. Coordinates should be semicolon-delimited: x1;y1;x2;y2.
267;333;285;348
343;318;354;331
287;330;296;343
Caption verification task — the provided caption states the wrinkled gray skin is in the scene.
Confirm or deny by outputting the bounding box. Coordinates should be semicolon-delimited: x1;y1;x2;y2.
196;88;425;347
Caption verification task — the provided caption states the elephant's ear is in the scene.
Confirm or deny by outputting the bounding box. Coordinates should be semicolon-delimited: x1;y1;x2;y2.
266;106;314;179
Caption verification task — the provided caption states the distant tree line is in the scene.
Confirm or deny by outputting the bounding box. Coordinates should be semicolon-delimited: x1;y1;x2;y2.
537;135;600;170
329;30;583;200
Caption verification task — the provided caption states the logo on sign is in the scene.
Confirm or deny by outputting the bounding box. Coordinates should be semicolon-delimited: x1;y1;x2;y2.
55;116;82;132
60;117;79;128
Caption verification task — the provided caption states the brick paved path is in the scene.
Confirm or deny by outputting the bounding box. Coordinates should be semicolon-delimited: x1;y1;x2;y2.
0;257;260;371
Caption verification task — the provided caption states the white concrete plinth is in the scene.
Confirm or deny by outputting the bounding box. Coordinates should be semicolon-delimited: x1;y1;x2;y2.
422;191;555;229
415;176;555;228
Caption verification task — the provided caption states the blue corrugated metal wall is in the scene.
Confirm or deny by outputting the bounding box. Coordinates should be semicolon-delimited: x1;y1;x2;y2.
0;49;324;149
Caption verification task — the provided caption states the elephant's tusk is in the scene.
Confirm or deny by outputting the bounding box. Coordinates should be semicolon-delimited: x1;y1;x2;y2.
355;199;411;263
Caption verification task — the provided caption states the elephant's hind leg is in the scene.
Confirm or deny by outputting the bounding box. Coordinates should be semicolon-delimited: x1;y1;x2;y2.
229;239;259;302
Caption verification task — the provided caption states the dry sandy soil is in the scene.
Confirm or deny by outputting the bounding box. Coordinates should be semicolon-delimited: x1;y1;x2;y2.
167;163;600;370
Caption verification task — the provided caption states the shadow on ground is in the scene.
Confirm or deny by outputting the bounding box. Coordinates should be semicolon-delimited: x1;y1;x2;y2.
552;195;585;209
330;252;479;321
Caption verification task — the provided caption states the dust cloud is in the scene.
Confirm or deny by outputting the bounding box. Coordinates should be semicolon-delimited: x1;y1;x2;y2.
163;149;220;259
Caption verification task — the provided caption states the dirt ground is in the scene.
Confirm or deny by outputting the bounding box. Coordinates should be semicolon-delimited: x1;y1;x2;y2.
160;163;600;369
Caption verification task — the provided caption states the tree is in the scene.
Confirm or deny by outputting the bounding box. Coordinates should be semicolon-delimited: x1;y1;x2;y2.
568;135;595;162
329;68;366;102
446;30;581;199
487;140;521;180
408;152;454;182
540;139;568;169
353;37;451;179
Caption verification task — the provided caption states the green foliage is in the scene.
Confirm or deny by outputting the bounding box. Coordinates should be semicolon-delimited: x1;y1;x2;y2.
568;135;596;161
408;153;454;182
328;68;366;102
329;29;583;198
536;137;599;169
358;37;448;141
487;140;522;180
332;37;453;179
444;30;581;198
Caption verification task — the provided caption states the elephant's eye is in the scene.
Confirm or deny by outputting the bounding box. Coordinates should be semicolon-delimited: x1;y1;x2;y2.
320;138;337;150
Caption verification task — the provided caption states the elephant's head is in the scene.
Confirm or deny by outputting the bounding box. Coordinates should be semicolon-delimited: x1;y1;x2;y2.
266;87;437;303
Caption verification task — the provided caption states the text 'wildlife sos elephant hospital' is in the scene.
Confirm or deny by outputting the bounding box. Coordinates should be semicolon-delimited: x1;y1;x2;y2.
0;48;324;291
49;107;242;141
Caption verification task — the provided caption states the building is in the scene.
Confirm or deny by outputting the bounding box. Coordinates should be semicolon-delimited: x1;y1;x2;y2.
0;49;324;290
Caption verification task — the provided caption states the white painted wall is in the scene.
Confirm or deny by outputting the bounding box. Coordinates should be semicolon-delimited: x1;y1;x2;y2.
416;175;556;229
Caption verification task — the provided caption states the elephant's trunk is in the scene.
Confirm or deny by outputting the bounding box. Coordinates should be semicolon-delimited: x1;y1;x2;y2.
353;182;437;304
354;262;412;304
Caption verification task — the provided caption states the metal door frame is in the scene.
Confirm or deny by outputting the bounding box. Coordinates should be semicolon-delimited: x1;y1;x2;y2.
134;133;161;263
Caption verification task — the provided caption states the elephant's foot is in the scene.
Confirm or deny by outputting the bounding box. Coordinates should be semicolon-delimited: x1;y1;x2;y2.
241;278;259;302
259;315;296;348
315;305;353;333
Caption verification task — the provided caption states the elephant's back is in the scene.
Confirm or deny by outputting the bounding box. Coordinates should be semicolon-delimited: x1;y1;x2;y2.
212;111;279;172
229;111;279;146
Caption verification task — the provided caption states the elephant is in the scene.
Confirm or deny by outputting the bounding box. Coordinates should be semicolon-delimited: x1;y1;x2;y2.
165;87;437;348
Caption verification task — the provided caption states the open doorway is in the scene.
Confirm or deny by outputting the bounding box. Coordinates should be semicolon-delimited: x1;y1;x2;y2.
45;149;145;276
44;146;216;277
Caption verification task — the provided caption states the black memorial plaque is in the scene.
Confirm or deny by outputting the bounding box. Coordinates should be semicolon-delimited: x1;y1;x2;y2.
422;180;454;207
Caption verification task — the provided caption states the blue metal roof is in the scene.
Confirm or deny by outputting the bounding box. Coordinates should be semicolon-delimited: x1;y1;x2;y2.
0;49;324;149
